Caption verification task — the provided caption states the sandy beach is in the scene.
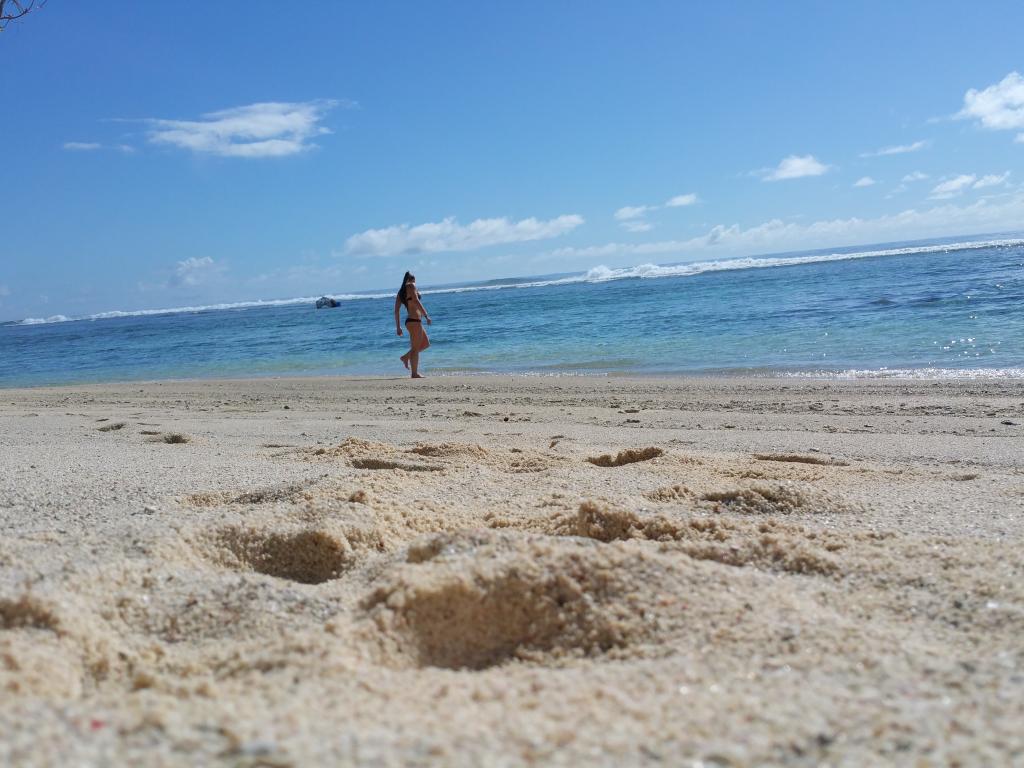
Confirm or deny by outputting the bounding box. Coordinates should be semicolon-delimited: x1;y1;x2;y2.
1;375;1022;766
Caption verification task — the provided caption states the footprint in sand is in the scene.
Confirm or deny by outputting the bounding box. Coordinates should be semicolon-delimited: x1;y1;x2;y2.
185;479;321;507
586;447;663;467
198;525;355;584
351;458;442;472
144;432;191;444
753;453;849;467
560;501;842;576
360;531;676;670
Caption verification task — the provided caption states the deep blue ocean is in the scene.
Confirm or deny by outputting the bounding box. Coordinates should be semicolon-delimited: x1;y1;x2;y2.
2;235;1023;387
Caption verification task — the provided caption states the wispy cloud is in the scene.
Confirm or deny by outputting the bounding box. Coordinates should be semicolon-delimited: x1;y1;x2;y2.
344;214;584;257
973;172;1011;189
613;194;698;231
170;257;224;287
887;171;930;197
620;220;653;233
548;192;1024;263
761;154;830;181
859;140;928;158
853;176;876;188
144;100;345;158
665;193;698;207
614;206;653;221
957;71;1024;135
927;172;1010;199
63;141;136;153
929;175;977;199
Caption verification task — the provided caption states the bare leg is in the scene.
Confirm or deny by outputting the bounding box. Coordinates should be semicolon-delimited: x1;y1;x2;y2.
410;349;423;378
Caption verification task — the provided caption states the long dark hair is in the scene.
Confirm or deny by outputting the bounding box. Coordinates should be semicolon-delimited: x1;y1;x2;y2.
397;271;415;307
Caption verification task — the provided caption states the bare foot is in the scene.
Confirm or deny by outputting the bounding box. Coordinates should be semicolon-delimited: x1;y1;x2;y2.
400;354;410;370
411;373;425;379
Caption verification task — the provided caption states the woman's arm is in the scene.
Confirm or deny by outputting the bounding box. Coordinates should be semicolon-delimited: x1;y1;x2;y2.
394;296;403;335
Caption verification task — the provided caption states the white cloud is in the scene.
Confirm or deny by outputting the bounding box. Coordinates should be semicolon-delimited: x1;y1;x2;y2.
620;220;653;233
929;175;976;199
170;257;224;287
853;176;876;188
614;205;655;232
665;193;698;207
548;191;1024;263
613;194;698;231
145;100;343;158
958;71;1024;132
64;141;138;153
974;172;1011;189
614;205;652;221
762;154;830;181
344;214;584;257
859;140;928;157
1017;133;1024;143
902;171;929;182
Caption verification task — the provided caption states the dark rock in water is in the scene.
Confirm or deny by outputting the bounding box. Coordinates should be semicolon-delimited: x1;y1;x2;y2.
315;296;340;309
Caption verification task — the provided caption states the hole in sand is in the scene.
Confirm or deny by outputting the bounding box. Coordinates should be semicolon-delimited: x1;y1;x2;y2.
185;480;318;507
699;485;828;515
364;535;658;670
409;443;488;459
351;458;442;472
205;527;352;584
645;484;695;502
147;432;191;444
506;456;554;473
560;502;839;576
753;453;848;467
586;447;663;467
231;480;317;505
0;595;61;632
97;422;126;432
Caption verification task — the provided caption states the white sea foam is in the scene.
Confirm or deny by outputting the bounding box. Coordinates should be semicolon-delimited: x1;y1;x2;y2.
569;237;1024;284
20;315;71;325
17;237;1024;325
18;296;387;325
780;367;1024;380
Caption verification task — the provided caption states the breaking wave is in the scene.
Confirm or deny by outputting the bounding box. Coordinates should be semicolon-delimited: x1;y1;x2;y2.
17;237;1023;325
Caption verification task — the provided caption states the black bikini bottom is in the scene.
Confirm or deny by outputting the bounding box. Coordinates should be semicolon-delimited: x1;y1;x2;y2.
405;318;421;324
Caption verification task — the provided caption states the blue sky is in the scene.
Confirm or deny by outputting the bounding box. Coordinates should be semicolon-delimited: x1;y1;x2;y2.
1;1;1023;320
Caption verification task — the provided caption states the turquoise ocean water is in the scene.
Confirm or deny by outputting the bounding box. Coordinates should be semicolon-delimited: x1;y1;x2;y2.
2;234;1023;387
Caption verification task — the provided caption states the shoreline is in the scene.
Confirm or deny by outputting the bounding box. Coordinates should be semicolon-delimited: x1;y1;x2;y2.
4;364;1024;392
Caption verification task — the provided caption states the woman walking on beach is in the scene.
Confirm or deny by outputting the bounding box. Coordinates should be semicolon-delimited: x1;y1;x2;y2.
394;271;432;378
